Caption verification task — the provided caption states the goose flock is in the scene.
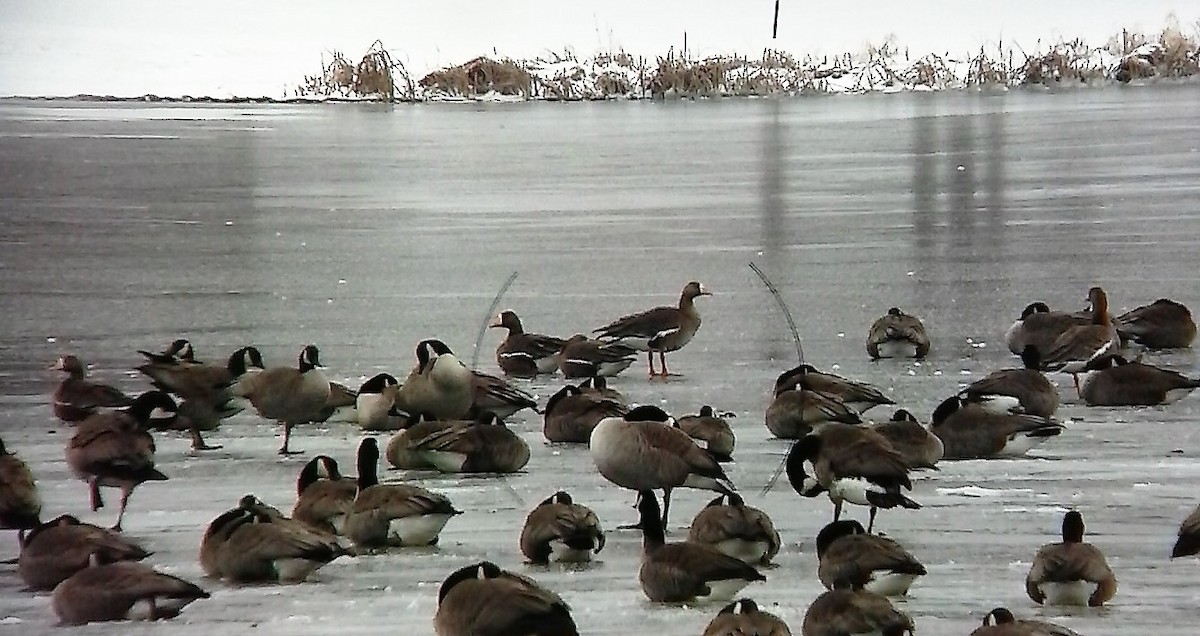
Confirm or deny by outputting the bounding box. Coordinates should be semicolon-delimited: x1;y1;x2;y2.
2;280;1199;634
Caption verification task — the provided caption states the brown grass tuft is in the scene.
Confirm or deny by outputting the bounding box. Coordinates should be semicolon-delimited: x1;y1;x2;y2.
419;56;533;99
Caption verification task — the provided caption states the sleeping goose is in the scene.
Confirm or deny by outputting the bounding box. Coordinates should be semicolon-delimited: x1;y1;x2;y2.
930;394;1065;459
384;414;467;470
962;345;1060;417
866;307;930;359
394;339;474;420
519;491;605;564
557;334;637;379
786;364;896;413
703;599;792;636
53;559;209;625
407;412;531;474
687;493;781;566
815;519;926;597
1171;503;1200;558
0;434;40;546
18;514;151;591
231;344;331;455
200;494;345;583
292;455;358;536
1025;510;1117;607
676;406;736;462
1005;302;1089;356
765;366;862;439
344;437;461;548
51;355;133;424
870;409;943;470
1079;355;1200;406
543;383;627;443
593;281;711;377
969;607;1084;636
470;370;538;420
1115;297;1196;349
490;310;568;377
1038;286;1122;395
801;580;914;636
434;561;579;636
578;375;627;404
355;373;403;431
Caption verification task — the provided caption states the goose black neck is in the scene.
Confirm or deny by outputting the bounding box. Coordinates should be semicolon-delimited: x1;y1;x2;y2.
357;442;380;492
637;491;666;549
297;459;320;496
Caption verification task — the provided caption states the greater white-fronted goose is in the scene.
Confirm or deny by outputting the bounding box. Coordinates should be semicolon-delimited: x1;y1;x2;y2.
787;364;896;413
1080;355;1200;406
1115;298;1196;349
814;519;926;597
1038;287;1122;394
200;494;346;583
687;493;781;566
407;412;531;473
1026;510;1117;607
52;354;133;424
232;344;331;455
962;345;1060;417
930;395;1065;460
969;607;1084;636
355;373;403;431
543;383;627;443
1005;302;1089;356
519;491;605;564
434;561;579;636
765;366;862;439
344;437;461;548
593;281;711;377
801;582;914;636
704;599;792;636
53;560;209;625
677;406;736;462
636;490;766;603
870;409;943;470
470;369;538;420
490;310;568;377
394;339;474;420
0;435;40;544
1171;503;1200;558
66;390;173;531
557;334;637;379
866;307;930;359
384;414;468;470
292;455;358;536
18;514;150;590
590;405;736;527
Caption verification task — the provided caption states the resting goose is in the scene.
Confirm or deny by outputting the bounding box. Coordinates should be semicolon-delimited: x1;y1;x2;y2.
962;345;1060;417
557;334;637;379
1005;302;1088;356
969;607;1084;636
930;395;1064;459
51;354;133;424
200;494;346;583
1038;286;1122;395
231;344;331;455
434;561;579;636
490;310;567;377
315;380;358;423
1025;510;1117;607
519;491;605;564
801;582;914;636
1079;355;1200;406
543;383;627;443
870;409;943;470
0;435;41;545
815;519;926;597
18;514;150;590
593;281;711;377
292;455;358;535
676;405;736;462
578;375;627;405
470;369;538;420
703;599;792;636
787;364;896;413
394;339;474;420
407;412;531;474
687;493;781;566
1171;503;1200;558
53;560;208;625
385;414;468;470
355;373;403;431
766;366;862;439
344;437;461;548
866;307;930;359
1115;297;1196;349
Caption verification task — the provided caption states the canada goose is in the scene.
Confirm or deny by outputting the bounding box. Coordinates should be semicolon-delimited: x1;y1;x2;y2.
355;373;403;431
578;375;627;405
51;354;133;423
1005;302;1089;356
1026;510;1117;607
434;560;579;636
969;607;1084;636
1079;355;1200;406
490;310;568;377
200;494;345;583
677;406;736;462
703;599;792;636
786;364;896;413
543;383;627;443
394;339;474;420
384;413;472;470
801;582;914;636
870;409;943;470
930;394;1065;460
407;412;531;473
814;519;926;597
53;560;209;625
866;307;930;359
962;345;1060;417
143;392;236;451
344;437;461;548
469;369;538;420
557;334;638;379
1038;287;1122;395
594;281;711;377
590;405;736;527
636;490;766;602
315;380;358;423
519;491;606;564
687;493;781;566
136;343;262;405
66;390;173;531
785;423;918;532
1115;298;1196;349
1171;503;1200;558
0;435;40;545
136;338;193;364
292;455;358;535
18;514;150;590
231;344;331;455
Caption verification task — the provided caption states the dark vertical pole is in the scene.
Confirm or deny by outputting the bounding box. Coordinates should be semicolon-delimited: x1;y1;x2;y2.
772;0;780;39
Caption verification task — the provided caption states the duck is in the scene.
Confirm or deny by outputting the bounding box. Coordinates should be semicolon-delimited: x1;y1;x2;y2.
785;364;896;413
353;373;404;430
406;412;531;473
930;394;1065;460
1025;510;1117;607
519;491;606;564
489;310;567;377
969;607;1084;636
469;369;538;420
543;383;627;443
231;344;331;455
1115;298;1196;349
1171;503;1200;558
866;307;930;359
344;437;461;548
292;455;358;536
590;405;737;527
51;354;134;424
1037;287;1122;395
1004;302;1089;356
434;561;579;636
801;581;914;636
66;390;173;531
703;599;792;636
765;366;862;439
53;559;209;625
687;493;781;566
1079;355;1200;406
557;334;637;379
394;339;474;420
676;406;736;462
635;490;766;603
18;514;151;591
870;409;943;470
0;434;41;545
814;519;926;597
962;345;1060;417
200;494;346;583
593;281;711;377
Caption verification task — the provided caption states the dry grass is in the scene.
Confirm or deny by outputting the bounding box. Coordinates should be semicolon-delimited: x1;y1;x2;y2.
418;56;532;99
296;40;413;101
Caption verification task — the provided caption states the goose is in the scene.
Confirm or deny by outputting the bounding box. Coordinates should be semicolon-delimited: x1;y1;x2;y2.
676;406;736;462
519;491;606;564
315;380;358;423
962;345;1060;417
394;339;474;420
703;599;792;636
18;514;151;591
578;375;627;405
815;519;926;597
543;383;627;443
66;390;173;530
870;409;943;470
801;582;914;636
866;307;930;359
51;354;133;424
930;394;1065;460
785;364;896;413
136;343;262;406
385;414;471;470
292;455;358;535
1115;297;1196;349
1038;287;1122;395
765;366;862;439
136;337;193;364
490;310;568;377
969;607;1084;636
0;435;41;546
344;437;461;548
355;373;403;431
1079;355;1200;406
1171;503;1200;558
53;559;209;625
1025;510;1117;607
1005;302;1089;356
557;334;637;379
434;560;579;636
469;369;538;420
687;493;781;566
200;494;346;583
636;490;766;602
231;344;331;455
144;392;236;451
407;412;531;473
593;281;711;377
590;405;737;527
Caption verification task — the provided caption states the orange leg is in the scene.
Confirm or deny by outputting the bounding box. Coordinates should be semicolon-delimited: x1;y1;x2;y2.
659;351;669;376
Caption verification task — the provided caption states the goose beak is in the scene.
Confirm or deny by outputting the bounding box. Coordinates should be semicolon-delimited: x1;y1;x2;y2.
698;284;712;296
487;315;503;328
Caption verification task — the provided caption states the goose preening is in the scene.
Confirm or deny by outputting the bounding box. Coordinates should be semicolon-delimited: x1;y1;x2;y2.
1025;510;1117;607
51;354;134;424
765;366;862;439
231;344;331;455
969;607;1084;636
344;437;461;548
469;370;538;420
687;493;781;566
543;383;628;443
199;494;346;583
635;490;766;603
590;405;737;527
433;561;579;636
593;281;711;377
1037;287;1122;395
519;491;606;564
870;409;943;470
292;455;358;536
557;334;637;379
814;519;926;597
0;435;41;547
676;406;736;462
866;307;930;359
930;395;1065;460
1171;503;1200;558
962;345;1060;417
52;560;209;625
405;412;530;473
1079;355;1200;406
136;337;193;364
490;310;568;377
355;373;403;431
394;339;474;420
18;514;150;591
785;364;896;414
1115;297;1196;349
1005;302;1089;356
703;599;792;636
801;581;914;636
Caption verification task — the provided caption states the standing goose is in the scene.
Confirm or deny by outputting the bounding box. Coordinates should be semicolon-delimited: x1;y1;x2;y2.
1079;355;1200;406
1115;297;1196;349
200;494;346;583
292;455;358;536
18;514;150;591
1171;503;1200;558
787;364;896;413
519;491;606;564
801;581;914;636
969;607;1084;636
51;355;133;424
394;339;474;420
542;383;627;443
146;392;236;451
687;493;781;566
703;599;792;636
930;395;1065;460
557;334;638;379
53;560;209;625
636;490;766;603
470;370;538;420
962;345;1060;417
1005;302;1089;356
231;344;331;455
0;435;41;545
866;307;930;359
1025;510;1117;607
593;281;712;377
870;409;943;470
490;310;568;377
344;437;461;548
590;405;737;527
814;520;926;597
1038;286;1122;395
355;373;403;431
676;406;736;462
765;366;862;439
434;561;579;636
407;412;531;474
136;343;262;405
66;390;173;531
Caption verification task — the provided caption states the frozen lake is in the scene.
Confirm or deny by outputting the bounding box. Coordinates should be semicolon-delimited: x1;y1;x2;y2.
1;87;1200;634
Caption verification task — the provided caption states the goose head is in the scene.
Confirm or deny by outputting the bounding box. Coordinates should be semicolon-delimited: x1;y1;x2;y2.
1062;510;1085;543
128;390;178;425
981;607;1017;626
624;404;673;425
540;491;574;507
298;345;323;372
489;310;522;333
785;435;825;498
416;339;455;374
815;519;867;557
438;561;504;604
890;409;918;423
1019;302;1051;320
